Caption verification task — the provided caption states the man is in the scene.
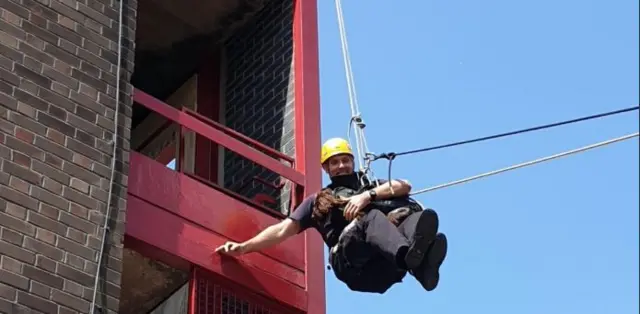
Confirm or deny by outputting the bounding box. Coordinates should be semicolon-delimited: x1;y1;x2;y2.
215;138;448;293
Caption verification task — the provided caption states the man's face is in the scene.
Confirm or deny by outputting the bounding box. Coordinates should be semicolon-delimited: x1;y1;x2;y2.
322;154;354;177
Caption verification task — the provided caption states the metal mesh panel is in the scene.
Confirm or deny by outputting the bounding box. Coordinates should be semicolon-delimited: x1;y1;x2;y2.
195;273;283;314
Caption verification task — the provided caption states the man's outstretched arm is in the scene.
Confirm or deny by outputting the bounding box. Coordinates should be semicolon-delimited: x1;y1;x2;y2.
242;218;301;253
215;218;300;256
215;195;315;256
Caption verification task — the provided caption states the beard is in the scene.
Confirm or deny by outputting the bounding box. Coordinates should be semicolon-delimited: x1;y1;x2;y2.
329;172;360;190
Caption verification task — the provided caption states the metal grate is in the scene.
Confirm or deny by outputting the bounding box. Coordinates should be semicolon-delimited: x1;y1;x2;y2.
194;272;283;314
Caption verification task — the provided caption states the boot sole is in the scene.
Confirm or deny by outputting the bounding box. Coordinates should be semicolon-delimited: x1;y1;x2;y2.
422;232;448;291
404;209;439;270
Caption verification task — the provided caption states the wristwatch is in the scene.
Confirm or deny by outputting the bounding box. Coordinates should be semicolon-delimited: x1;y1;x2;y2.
368;190;377;201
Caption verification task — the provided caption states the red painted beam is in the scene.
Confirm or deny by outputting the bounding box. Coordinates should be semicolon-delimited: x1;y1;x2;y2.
128;152;306;272
133;88;305;186
293;0;326;313
125;195;308;311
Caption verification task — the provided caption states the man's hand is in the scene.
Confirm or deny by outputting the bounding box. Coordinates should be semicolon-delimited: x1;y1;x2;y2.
215;241;247;256
343;192;371;221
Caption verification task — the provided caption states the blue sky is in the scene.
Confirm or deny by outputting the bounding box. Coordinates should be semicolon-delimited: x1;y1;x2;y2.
316;1;638;314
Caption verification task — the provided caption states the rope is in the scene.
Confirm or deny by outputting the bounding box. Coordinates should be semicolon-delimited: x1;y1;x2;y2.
373;105;639;161
410;132;639;195
89;0;124;312
334;0;374;177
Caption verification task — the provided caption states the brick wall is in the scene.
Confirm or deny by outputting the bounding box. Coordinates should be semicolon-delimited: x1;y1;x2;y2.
222;0;296;215
0;0;137;313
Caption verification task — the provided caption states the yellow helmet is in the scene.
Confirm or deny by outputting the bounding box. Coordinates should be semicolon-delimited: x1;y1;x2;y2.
321;138;354;164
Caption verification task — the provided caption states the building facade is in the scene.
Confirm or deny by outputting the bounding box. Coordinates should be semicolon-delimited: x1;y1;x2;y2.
0;0;325;313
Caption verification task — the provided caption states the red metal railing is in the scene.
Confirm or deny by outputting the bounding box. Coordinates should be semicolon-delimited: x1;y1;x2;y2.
183;107;295;165
132;88;305;216
237;175;287;207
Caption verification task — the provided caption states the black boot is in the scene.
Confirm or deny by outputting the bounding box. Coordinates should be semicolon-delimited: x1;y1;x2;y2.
411;232;448;291
403;209;439;270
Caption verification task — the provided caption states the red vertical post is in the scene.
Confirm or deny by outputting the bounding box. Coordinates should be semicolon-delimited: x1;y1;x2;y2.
293;0;326;313
195;54;221;182
178;126;185;172
188;267;197;314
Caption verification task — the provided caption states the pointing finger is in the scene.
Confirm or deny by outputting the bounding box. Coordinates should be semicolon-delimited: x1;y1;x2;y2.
216;243;230;253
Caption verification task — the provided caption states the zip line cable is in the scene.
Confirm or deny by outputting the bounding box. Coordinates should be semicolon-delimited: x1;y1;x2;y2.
409;132;639;195
332;1;637;196
372;105;639;162
378;105;638;195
